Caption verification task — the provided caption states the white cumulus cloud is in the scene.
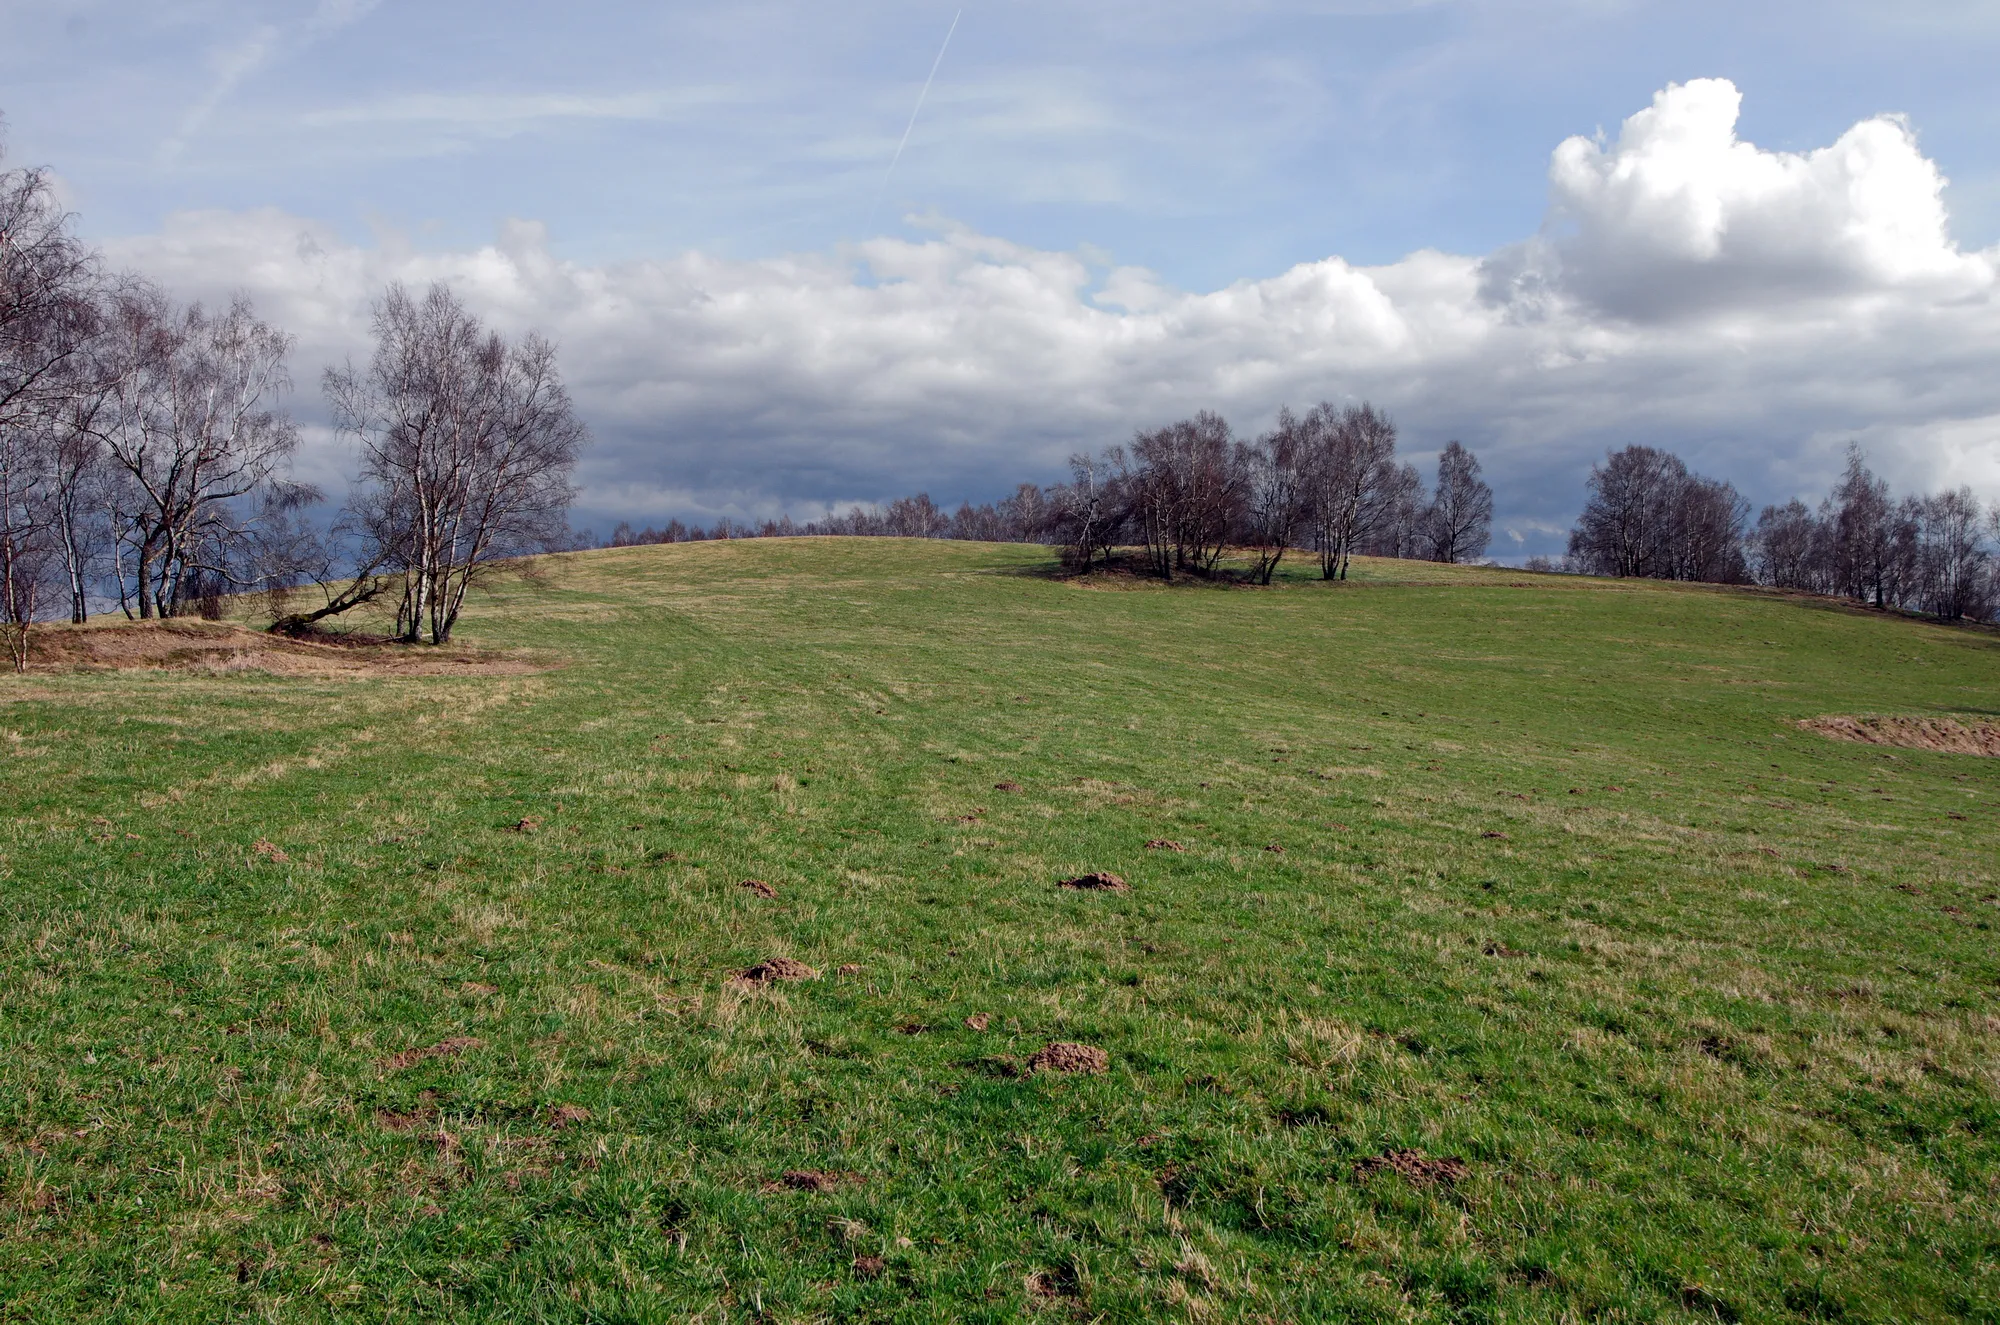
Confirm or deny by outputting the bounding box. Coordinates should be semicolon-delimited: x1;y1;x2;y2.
105;79;2000;547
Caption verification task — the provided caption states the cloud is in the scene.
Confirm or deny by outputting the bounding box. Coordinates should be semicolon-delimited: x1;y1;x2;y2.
1483;78;1991;320
105;79;2000;546
157;0;384;165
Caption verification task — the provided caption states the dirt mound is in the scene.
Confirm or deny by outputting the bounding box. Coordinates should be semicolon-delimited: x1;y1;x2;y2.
738;878;779;899
1354;1150;1468;1186
1799;715;2000;756
543;1103;592;1130
778;1168;862;1193
1027;1042;1109;1075
23;619;546;678
1057;872;1129;891
736;957;818;984
379;1036;483;1072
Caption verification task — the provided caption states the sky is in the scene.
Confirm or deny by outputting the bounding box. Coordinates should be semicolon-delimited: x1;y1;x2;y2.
5;0;2000;554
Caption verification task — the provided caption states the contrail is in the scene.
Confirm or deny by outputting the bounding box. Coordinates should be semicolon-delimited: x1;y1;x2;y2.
868;8;962;233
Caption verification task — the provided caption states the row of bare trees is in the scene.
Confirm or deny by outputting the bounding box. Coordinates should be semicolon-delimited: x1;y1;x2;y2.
1040;403;1491;582
1747;447;1998;621
0;138;585;667
1552;443;2000;622
610;404;1492;584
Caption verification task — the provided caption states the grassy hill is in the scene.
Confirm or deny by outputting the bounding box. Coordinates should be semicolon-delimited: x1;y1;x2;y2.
2;539;1996;1322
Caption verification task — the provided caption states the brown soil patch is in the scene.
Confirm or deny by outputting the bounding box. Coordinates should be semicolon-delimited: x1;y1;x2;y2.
1354;1150;1469;1186
22;619;549;678
1481;831;1510;841
1145;839;1186;852
836;963;863;977
1057;872;1128;891
778;1169;862;1193
737;957;818;984
1800;715;2000;757
544;1104;592;1130
1264;843;1286;854
252;839;290;862
507;817;541;834
738;878;779;899
379;1036;483;1072
994;781;1023;792
1027;1042;1109;1075
852;1254;886;1279
965;1013;992;1031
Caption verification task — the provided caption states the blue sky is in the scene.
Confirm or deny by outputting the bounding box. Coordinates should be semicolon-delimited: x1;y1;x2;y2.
6;1;2000;550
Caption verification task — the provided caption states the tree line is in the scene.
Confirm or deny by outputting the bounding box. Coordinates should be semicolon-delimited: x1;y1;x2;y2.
0;143;585;668
1549;443;2000;622
612;403;1496;586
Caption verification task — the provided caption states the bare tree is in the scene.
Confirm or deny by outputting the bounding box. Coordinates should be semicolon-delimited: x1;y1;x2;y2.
1664;475;1751;584
1423;441;1493;563
2;145;105;655
884;492;948;538
1829;445;1899;607
1051;449;1123;572
326;283;585;645
1126;412;1242;580
1910;487;1989;621
1749;499;1829;591
1568;446;1686;577
1303;402;1399;579
98;290;305;618
1242;408;1309;585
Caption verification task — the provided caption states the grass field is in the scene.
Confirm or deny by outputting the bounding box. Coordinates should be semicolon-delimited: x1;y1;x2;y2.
3;538;1997;1323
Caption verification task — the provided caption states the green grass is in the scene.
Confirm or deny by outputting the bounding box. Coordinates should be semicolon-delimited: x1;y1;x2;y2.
2;538;1997;1322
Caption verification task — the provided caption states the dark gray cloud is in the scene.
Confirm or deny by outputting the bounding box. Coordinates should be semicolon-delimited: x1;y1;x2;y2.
106;81;2000;555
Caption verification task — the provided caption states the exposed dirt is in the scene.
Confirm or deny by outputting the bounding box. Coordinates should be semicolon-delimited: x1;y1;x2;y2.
544;1104;592;1130
993;781;1023;792
373;1108;432;1132
379;1036;484;1072
21;619;549;678
777;1169;862;1193
1057;872;1129;891
965;1013;992;1032
738;878;779;899
1027;1042;1109;1075
852;1255;886;1279
252;839;290;862
736;957;818;984
1145;839;1186;852
1799;714;2000;757
1354;1150;1469;1186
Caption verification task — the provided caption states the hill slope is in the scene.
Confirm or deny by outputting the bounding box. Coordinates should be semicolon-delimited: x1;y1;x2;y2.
3;540;1996;1322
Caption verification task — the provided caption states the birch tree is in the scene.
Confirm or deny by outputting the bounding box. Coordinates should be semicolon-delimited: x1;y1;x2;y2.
1422;441;1493;564
1303;402;1399;580
100;290;304;618
326;283;585;645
